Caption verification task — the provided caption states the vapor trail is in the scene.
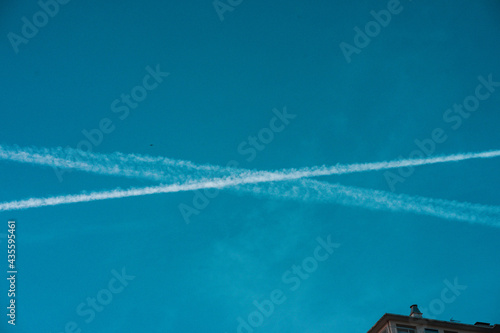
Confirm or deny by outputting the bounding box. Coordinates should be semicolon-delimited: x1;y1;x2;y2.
1;175;499;227
0;174;287;211
1;144;500;183
241;179;500;227
1;144;499;227
0;144;204;183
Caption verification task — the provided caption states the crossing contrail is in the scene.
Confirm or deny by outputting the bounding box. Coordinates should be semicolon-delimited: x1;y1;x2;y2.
1;144;500;183
0;174;499;227
0;144;499;227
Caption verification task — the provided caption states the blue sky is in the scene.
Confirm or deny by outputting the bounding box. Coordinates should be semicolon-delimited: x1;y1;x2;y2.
1;0;500;332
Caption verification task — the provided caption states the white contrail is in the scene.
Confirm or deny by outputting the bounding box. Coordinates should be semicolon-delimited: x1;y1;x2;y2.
1;144;499;227
0;174;284;211
1;144;500;182
0;144;198;182
240;179;500;227
1;175;499;227
0;170;320;211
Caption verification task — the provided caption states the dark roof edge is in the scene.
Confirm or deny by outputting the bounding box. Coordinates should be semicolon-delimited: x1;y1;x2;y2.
367;314;500;333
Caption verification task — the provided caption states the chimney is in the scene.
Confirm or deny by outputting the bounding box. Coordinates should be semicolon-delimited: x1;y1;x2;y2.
410;304;423;318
